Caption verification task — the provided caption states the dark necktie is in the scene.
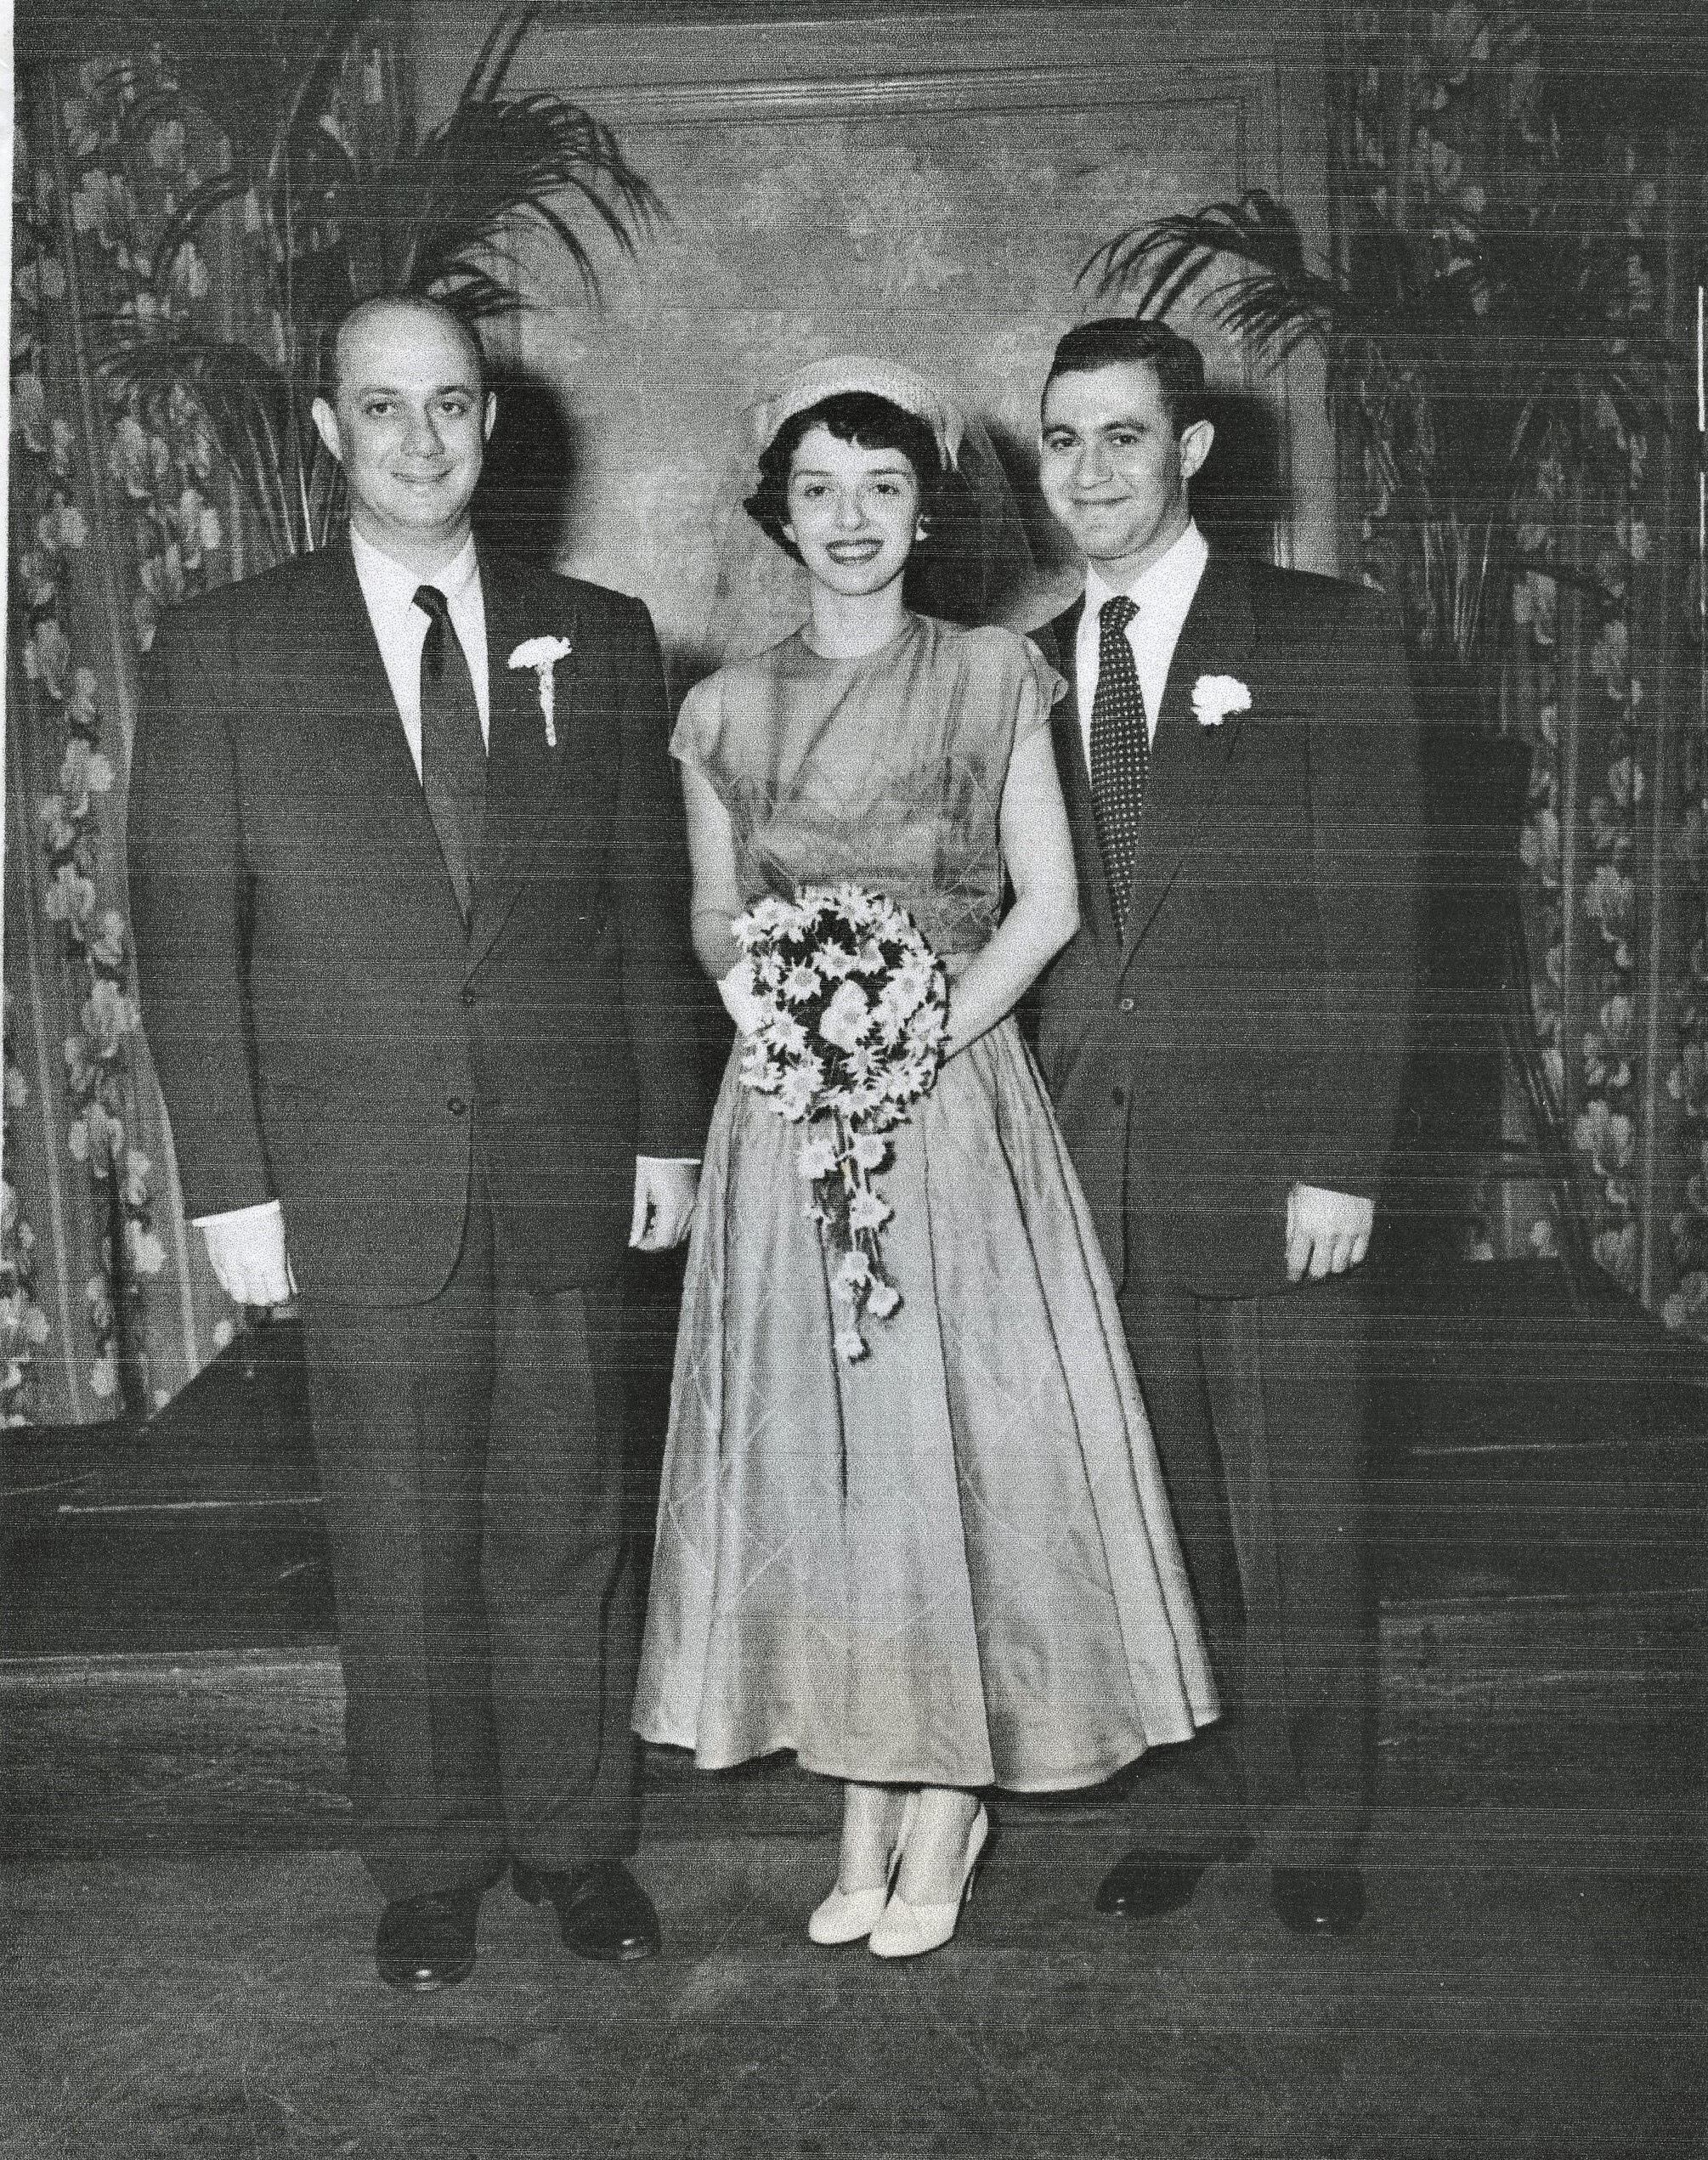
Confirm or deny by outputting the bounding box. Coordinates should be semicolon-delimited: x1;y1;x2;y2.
1088;594;1148;930
414;583;485;926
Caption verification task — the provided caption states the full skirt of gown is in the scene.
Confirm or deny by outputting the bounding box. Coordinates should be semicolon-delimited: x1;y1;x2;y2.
632;1014;1219;1791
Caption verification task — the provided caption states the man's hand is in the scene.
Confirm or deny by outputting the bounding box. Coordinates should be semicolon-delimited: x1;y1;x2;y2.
1286;1184;1374;1283
199;1203;296;1305
630;1158;699;1252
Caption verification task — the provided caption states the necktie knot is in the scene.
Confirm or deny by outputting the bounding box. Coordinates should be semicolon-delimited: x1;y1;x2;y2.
1099;593;1138;640
415;584;451;680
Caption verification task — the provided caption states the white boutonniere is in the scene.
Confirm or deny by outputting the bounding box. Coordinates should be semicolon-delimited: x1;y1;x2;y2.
508;635;574;748
1191;673;1253;728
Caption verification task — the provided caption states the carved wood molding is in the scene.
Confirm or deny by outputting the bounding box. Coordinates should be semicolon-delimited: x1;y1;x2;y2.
584;65;1270;137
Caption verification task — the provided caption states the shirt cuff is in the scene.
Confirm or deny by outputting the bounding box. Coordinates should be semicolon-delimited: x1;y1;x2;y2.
191;1198;282;1231
637;1156;702;1170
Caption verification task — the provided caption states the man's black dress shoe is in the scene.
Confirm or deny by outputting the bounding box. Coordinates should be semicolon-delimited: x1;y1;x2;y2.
375;1886;484;1991
1270;1865;1366;1937
512;1858;661;1964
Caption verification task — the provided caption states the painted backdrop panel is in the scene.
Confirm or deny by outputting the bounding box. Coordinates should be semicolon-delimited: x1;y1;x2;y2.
499;88;1264;670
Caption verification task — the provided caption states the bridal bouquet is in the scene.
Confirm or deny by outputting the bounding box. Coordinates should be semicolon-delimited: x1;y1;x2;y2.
732;884;949;1360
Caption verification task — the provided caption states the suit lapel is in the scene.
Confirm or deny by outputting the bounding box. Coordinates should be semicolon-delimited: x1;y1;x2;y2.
468;551;579;967
1119;550;1254;958
310;540;467;936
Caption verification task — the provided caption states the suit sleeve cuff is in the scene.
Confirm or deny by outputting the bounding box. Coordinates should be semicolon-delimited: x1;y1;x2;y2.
191;1197;283;1231
1294;1170;1377;1203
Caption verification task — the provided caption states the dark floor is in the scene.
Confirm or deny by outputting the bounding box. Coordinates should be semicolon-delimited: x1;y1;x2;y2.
4;1818;1703;2160
3;1262;1705;2159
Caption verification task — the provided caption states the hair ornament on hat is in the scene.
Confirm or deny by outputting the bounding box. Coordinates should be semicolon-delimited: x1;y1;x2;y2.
745;353;966;469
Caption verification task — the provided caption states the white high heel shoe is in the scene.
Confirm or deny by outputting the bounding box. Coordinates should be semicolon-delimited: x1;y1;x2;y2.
868;1803;990;1959
807;1792;919;1946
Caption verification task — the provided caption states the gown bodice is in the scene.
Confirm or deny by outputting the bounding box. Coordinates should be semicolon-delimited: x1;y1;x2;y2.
671;615;1061;958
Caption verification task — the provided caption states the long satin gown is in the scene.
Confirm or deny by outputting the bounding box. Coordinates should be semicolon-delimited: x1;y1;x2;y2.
632;614;1218;1790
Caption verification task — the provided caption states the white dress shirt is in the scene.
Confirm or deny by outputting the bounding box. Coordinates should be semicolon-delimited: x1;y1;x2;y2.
350;523;490;773
1075;520;1209;767
196;526;693;1241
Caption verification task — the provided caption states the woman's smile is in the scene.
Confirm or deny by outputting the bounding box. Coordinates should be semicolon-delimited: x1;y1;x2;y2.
783;425;923;601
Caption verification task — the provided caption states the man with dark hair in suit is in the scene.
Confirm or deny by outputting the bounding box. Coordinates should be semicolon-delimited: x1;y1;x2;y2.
129;294;707;1988
1032;316;1421;1937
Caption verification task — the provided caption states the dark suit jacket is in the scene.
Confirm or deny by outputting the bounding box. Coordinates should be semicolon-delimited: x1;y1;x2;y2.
1033;550;1422;1300
128;536;707;1304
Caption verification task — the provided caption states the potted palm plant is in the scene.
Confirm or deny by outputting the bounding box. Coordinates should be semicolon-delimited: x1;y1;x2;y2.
91;2;659;566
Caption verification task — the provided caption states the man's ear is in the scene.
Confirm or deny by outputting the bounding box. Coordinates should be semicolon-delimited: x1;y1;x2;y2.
1179;418;1215;484
309;396;342;464
483;390;497;442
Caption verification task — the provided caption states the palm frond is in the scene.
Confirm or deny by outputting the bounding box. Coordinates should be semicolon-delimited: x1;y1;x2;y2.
99;334;309;563
1077;86;1677;696
273;0;376;200
387;89;661;310
463;2;540;103
1416;510;1511;670
85;5;663;566
145;172;253;292
1081;190;1359;364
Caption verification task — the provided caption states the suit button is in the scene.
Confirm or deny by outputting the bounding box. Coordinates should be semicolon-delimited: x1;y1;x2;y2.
447;1095;468;1116
1117;996;1135;1014
1111;1087;1127;1108
460;986;476;1009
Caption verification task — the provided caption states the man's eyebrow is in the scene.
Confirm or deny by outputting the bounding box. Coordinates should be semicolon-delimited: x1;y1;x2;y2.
353;379;478;397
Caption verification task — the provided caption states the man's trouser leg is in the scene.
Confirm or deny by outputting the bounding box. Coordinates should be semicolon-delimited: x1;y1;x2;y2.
483;1239;640;1875
299;1173;641;1898
1113;1277;1252;1857
1199;1277;1374;1869
1113;1273;1374;1866
299;1185;504;1903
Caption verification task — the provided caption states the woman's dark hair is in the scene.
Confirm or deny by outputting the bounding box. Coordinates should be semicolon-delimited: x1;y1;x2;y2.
744;391;946;560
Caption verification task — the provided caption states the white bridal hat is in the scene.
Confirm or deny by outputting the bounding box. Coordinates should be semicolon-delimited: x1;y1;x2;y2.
744;353;967;469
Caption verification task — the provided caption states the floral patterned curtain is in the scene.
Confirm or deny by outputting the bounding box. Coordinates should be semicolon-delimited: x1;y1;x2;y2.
1336;3;1705;1332
4;37;407;1426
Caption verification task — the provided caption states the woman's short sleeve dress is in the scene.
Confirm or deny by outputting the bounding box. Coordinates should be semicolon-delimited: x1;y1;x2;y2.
633;615;1216;1790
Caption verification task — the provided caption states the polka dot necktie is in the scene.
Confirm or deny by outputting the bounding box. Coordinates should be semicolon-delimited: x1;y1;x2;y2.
1088;594;1148;930
415;583;486;929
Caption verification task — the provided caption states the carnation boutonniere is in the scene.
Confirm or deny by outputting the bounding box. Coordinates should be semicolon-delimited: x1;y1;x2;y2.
1191;673;1252;729
507;635;574;748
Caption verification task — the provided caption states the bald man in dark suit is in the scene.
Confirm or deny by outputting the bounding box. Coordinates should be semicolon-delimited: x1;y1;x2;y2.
130;297;708;1989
